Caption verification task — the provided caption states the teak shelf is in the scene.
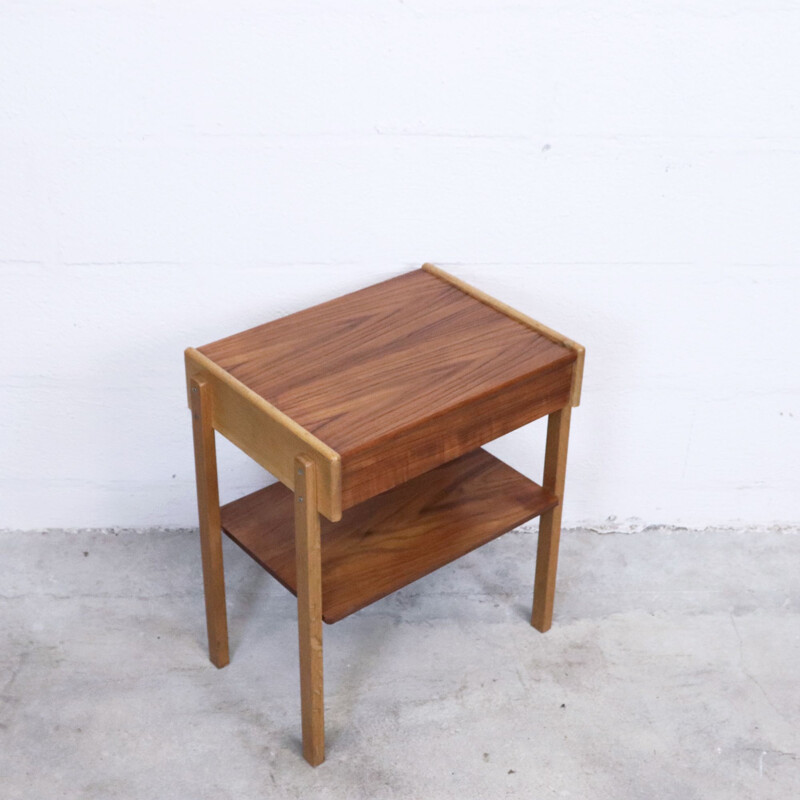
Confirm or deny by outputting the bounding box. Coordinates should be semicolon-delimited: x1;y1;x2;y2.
221;448;558;624
185;263;584;766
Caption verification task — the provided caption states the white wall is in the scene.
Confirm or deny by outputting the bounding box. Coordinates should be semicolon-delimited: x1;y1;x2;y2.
1;1;798;529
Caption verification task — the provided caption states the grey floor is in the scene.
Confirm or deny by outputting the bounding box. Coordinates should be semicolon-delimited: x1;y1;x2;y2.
1;526;798;800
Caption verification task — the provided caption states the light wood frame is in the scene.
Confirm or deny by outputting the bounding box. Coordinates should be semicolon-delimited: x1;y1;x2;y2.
188;373;328;765
186;264;582;766
294;454;325;765
190;375;230;668
531;406;572;632
185;348;342;521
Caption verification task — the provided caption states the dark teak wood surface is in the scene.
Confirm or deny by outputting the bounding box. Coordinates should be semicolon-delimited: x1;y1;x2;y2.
220;448;558;624
199;268;576;510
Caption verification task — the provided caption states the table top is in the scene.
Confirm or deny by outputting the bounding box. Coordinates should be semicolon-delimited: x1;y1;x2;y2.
194;265;578;510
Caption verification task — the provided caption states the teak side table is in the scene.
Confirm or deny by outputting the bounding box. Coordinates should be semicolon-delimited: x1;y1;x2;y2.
185;263;584;766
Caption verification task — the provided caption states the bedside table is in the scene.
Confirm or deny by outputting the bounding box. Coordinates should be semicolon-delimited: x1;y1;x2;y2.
185;263;584;765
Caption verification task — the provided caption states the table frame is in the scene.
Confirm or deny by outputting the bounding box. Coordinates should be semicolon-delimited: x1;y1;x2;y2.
187;265;584;766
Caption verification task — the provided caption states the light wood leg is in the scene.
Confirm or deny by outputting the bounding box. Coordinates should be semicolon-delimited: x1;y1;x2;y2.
531;406;572;633
295;454;325;766
190;375;230;668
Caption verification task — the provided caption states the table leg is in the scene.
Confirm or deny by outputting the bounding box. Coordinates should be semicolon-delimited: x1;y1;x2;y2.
190;376;230;668
295;454;325;766
531;405;572;633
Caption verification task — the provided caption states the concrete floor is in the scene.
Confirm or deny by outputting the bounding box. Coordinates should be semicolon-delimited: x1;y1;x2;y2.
0;526;797;800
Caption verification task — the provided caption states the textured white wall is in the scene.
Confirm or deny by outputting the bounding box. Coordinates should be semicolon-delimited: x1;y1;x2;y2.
1;1;798;529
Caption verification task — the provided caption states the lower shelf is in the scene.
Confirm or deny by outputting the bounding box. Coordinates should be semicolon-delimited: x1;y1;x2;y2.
220;447;557;623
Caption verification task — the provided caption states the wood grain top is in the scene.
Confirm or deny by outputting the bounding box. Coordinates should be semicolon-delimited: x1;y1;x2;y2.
220;448;558;623
199;268;575;457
